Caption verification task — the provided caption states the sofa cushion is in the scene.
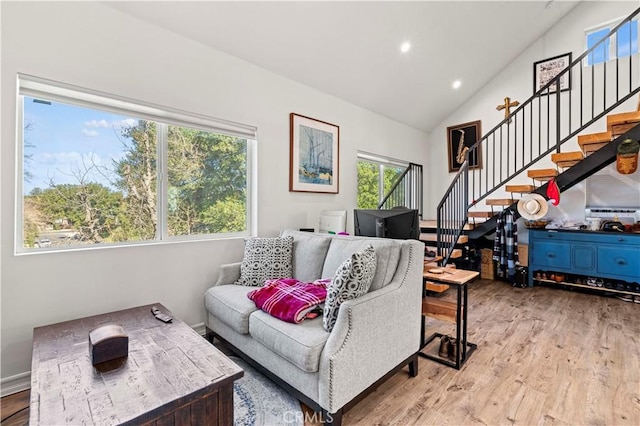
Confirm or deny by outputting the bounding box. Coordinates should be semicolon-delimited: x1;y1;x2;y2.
249;311;329;373
205;285;259;334
321;237;401;291
234;236;294;286
280;229;331;282
323;245;377;332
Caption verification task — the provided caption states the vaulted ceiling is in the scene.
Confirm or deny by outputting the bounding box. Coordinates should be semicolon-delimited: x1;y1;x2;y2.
107;1;581;133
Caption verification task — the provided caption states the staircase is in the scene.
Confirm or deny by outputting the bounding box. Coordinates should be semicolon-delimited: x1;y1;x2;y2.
468;107;640;240
436;6;640;266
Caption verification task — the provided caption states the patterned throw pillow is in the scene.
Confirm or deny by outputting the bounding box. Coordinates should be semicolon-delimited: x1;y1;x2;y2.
234;236;294;286
323;245;377;332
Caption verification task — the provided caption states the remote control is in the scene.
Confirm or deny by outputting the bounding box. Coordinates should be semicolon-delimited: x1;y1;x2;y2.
151;306;173;323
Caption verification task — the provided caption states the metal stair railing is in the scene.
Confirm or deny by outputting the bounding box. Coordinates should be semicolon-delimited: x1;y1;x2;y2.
436;161;468;264
378;162;423;218
437;6;640;265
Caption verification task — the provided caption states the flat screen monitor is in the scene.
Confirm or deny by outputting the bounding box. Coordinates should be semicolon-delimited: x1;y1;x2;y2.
353;208;420;240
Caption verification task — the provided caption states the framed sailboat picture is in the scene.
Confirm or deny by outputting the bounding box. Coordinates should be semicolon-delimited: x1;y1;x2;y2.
289;113;339;193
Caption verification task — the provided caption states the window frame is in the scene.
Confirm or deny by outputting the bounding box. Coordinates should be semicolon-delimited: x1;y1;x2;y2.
584;16;639;67
15;74;256;254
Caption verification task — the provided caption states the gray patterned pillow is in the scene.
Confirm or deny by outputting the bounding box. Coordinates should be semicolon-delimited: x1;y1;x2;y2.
234;236;294;286
323;245;377;332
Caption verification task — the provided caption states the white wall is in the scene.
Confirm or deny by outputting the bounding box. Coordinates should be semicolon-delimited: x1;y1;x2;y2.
427;1;640;237
0;2;428;385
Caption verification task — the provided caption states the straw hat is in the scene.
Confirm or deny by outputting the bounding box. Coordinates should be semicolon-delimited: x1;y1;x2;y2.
517;194;549;220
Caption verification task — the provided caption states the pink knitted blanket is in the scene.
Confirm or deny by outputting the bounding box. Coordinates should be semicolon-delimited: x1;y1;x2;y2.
247;278;330;323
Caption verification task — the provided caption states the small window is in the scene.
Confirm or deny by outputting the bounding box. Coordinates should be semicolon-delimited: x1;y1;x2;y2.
585;18;638;66
356;153;407;209
17;75;255;252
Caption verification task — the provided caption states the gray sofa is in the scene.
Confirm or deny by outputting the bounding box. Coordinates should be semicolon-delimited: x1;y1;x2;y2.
204;229;424;425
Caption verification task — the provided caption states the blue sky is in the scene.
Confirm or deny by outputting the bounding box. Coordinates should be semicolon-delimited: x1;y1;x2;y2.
23;97;137;194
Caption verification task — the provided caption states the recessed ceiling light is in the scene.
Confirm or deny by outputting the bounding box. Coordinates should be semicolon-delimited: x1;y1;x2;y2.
452;80;462;89
400;42;411;53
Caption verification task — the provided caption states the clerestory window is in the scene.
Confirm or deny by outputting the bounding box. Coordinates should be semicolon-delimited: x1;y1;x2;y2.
585;17;638;66
17;74;255;252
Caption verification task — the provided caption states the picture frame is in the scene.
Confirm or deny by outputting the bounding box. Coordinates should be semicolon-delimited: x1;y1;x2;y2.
289;113;339;193
533;52;572;96
447;120;482;173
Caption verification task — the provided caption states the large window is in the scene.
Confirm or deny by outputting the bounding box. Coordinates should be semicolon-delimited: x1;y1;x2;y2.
357;152;406;209
585;18;638;66
17;75;255;252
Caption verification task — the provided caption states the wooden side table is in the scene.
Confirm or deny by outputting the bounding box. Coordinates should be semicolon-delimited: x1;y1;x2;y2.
420;268;479;369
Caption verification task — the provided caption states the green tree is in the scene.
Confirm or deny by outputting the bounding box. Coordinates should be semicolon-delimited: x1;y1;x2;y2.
29;183;123;242
112;121;248;238
357;161;379;209
201;198;247;233
167;126;247;235
357;161;406;209
114;120;157;240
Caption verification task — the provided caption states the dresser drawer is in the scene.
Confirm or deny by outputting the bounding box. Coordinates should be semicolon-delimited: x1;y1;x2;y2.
597;246;640;279
531;242;571;269
533;230;640;246
592;234;640;246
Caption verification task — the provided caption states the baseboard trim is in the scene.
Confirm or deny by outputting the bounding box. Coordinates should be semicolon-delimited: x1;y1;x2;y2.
192;322;206;337
1;322;207;397
1;371;30;397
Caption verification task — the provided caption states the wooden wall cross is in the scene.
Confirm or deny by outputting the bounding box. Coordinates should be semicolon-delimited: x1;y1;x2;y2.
496;97;520;122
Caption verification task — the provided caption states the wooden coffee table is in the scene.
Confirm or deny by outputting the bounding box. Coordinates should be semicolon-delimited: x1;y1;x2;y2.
29;303;243;425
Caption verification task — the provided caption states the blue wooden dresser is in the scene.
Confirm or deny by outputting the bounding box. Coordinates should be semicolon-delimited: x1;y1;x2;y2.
528;229;640;293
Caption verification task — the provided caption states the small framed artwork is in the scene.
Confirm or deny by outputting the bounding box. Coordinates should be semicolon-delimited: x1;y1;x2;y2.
447;120;482;173
533;52;572;96
289;113;339;193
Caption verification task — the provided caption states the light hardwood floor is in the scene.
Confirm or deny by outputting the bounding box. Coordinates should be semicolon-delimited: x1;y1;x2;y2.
3;279;638;425
340;279;640;425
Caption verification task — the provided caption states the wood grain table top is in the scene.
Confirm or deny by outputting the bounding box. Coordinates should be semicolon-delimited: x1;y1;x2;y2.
423;268;479;286
29;303;243;425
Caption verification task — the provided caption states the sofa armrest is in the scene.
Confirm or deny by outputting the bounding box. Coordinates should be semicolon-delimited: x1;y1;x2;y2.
317;239;424;412
215;262;242;286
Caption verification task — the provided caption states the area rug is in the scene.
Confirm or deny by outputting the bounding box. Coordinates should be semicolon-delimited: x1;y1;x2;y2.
230;356;304;426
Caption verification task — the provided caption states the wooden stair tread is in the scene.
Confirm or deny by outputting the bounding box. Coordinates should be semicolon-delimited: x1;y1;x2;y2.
577;131;612;145
610;122;639;137
555;160;580;168
505;185;536;193
420;220;474;230
468;211;493;218
486;198;514;206
608;111;640;137
551;151;584;162
580;142;610;155
552;152;583;169
528;169;558;181
424;257;444;267
423;250;462;260
449;249;462;259
420;234;469;244
607;110;640;126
